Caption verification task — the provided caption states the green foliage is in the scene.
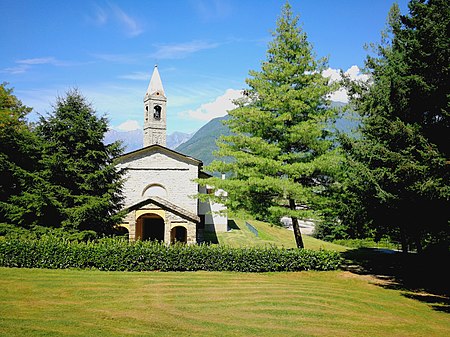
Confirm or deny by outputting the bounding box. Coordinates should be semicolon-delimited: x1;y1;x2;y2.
332;238;399;250
35;89;126;233
0;236;342;272
1;86;126;234
0;83;56;228
0;83;34;209
338;0;450;252
0;223;99;242
199;2;341;248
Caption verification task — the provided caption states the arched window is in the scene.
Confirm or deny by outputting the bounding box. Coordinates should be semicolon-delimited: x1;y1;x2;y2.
142;183;167;198
171;226;187;244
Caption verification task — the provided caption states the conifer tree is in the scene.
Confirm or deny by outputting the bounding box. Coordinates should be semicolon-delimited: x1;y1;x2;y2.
341;0;449;252
0;83;60;228
36;89;125;233
0;83;33;212
200;3;340;248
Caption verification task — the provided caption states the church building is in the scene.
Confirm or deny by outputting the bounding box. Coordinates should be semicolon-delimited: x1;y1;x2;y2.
116;66;227;244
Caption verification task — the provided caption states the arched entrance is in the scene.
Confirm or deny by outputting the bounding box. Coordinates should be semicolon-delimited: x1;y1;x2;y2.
115;226;129;238
171;226;187;244
136;214;165;241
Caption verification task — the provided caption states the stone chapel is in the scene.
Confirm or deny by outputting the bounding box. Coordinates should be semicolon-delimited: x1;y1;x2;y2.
116;66;228;244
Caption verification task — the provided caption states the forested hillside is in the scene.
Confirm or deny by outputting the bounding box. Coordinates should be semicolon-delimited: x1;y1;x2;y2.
175;115;232;166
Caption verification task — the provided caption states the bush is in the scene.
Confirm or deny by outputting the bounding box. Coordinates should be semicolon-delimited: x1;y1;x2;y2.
0;224;99;242
332;238;399;250
0;237;342;272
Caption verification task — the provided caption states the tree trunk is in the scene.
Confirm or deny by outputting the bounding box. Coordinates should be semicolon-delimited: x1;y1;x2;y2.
289;198;304;249
400;226;408;254
414;232;423;254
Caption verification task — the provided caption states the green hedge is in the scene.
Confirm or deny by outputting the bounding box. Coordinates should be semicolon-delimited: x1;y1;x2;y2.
0;237;342;272
332;238;399;250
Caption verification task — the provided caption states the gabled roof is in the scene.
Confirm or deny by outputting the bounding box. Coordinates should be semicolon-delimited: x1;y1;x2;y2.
116;144;202;166
124;196;200;223
199;171;212;179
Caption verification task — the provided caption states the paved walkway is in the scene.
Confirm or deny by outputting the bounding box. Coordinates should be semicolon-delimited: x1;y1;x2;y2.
280;217;315;235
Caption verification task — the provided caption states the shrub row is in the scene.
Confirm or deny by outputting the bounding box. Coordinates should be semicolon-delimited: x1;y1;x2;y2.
0;237;342;272
332;238;399;250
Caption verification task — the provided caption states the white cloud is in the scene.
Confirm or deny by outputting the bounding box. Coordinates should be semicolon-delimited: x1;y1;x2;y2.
345;65;370;82
87;3;143;37
322;67;341;82
115;119;141;131
152;41;219;59
180;88;242;121
89;4;108;26
93;40;218;64
322;65;370;103
1;64;30;74
119;71;150;80
1;57;83;74
17;57;57;65
192;0;232;21
110;4;143;37
91;53;140;63
1;57;55;74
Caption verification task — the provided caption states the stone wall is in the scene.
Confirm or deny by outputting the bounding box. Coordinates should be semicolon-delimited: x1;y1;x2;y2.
118;149;199;214
123;205;197;244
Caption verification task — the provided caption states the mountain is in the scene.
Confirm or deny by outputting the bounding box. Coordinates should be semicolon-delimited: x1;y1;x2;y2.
175;102;359;167
331;101;360;134
104;129;143;152
167;131;194;149
175;114;232;167
105;102;356;164
104;129;193;152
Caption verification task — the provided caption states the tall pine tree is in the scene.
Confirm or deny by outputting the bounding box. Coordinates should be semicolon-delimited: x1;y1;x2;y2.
200;3;340;248
341;0;449;252
36;89;125;233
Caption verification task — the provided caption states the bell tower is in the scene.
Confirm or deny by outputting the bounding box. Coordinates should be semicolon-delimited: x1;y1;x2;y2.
144;65;167;147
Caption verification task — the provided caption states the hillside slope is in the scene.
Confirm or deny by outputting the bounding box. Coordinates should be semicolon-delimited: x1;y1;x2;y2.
206;218;348;251
176;104;358;168
175;114;231;166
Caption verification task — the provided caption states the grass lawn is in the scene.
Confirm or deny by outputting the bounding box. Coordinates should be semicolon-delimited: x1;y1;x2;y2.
1;267;449;337
212;218;348;252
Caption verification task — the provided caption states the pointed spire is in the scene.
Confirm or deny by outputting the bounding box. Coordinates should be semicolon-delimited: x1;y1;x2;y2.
145;65;165;97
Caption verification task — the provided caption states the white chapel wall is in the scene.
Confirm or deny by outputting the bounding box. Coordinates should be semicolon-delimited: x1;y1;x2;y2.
118;150;199;214
198;185;228;232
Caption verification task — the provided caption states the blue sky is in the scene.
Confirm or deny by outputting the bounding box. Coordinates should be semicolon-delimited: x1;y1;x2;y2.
1;0;409;134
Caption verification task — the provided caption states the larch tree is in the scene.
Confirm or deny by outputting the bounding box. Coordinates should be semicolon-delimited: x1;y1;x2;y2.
340;0;449;253
199;2;340;248
36;89;126;233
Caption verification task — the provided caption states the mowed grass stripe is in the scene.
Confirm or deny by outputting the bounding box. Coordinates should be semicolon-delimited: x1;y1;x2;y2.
1;268;449;337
